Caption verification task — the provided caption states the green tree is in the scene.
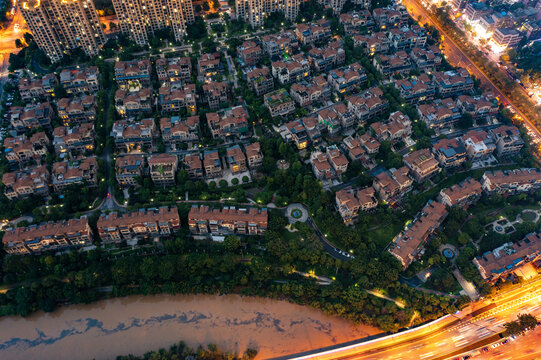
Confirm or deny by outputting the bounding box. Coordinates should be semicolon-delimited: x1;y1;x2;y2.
223;235;241;252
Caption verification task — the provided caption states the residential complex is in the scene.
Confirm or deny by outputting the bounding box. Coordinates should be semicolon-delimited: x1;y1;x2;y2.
188;205;268;236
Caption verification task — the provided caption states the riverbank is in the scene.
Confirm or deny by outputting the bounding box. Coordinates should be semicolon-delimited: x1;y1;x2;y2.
0;294;381;360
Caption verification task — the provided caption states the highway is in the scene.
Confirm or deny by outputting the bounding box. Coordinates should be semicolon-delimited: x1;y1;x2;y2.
272;276;541;360
400;0;541;144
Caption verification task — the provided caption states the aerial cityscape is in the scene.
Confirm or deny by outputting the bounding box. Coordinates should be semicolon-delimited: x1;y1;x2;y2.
0;0;540;358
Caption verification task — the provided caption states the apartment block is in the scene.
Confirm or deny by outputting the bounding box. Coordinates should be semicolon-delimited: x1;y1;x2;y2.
160;116;199;149
206;106;250;141
492;28;522;47
158;84;197;115
236;0;300;28
149;153;178;186
115;154;146;188
203;81;229;110
188;205;268;236
439;177;482;207
53;123;95;156
474;232;541;282
18;0;105;62
489;125;524;157
112;118;157;152
481;168;541;194
432;137;467;169
98;207;181;244
57;96;97;126
389;200;448;269
2;165;50;200
10;102;54;132
403;148;441;182
59;67;100;94
52;156;98;191
3;132;49;165
2;217;92;255
264;89;296;117
246;67;275;96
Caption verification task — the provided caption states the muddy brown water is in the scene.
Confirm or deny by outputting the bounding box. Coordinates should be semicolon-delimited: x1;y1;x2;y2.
0;294;381;359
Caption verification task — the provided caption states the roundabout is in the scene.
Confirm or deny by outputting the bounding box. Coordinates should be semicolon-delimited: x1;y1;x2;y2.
286;203;308;224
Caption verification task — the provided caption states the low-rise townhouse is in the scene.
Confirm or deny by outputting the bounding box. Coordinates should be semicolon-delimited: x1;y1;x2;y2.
372;5;409;29
327;145;349;178
271;55;311;85
410;46;442;71
238;41;264;66
114;88;152;117
246;67;275;96
53;123;95;156
283;118;315;150
149;153;178;186
290;76;330;107
317;107;341;136
184;153;204;179
3;132;49;165
336;186;378;224
59;67;100;94
332;102;356;131
461;129;496;160
160;116;199;149
432;137;467;169
370;111;412;143
245;142;263;169
115;154;146;188
2;217;92;255
489;125;524;157
2;165;50;200
198;52;222;77
206;106;250;141
417;98;461;130
481;168;541;194
393;74;435;105
52;156;98;191
372;166;413;202
114;60;152;89
188;205;268;236
306;44;346;72
10;102;54;132
158;84;197;115
347;86;389;123
203;149;223;178
57;95;97;126
373;51;413;76
388;25;427;50
340;11;375;36
343;135;369;164
327;62;368;93
433;69;474;97
264;89;296;117
403;148;441;182
295;20;332;45
389;200;448;269
155;57;192;85
353;31;391;54
261;31;299;57
359;132;380;154
203;81;229;110
456;94;498;119
473;232;541;283
98;207;181;244
226;145;247;174
18;73;57;101
112;118;157;152
438;177;482;207
311;151;334;180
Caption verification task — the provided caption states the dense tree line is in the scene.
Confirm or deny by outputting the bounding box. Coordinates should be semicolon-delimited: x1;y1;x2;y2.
116;341;257;360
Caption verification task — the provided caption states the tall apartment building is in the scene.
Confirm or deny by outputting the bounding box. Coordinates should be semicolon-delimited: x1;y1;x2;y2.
18;0;105;62
236;0;300;28
112;0;194;45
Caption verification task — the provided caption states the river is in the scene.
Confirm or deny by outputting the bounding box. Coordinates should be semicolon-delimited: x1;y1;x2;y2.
0;294;381;360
